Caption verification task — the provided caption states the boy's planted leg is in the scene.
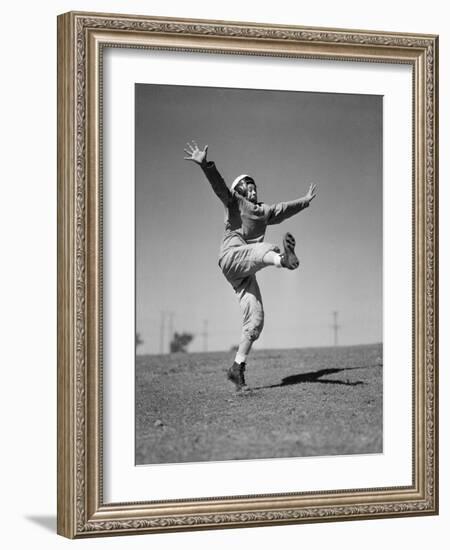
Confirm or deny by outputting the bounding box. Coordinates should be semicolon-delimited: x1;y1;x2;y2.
227;276;264;392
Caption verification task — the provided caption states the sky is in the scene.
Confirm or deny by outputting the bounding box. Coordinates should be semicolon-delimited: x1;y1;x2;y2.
135;84;382;355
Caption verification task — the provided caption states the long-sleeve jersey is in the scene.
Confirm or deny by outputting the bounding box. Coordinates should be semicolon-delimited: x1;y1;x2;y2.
201;161;310;256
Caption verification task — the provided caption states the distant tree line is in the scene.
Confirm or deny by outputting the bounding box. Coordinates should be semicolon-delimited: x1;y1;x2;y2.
136;331;195;353
170;332;194;353
136;333;143;348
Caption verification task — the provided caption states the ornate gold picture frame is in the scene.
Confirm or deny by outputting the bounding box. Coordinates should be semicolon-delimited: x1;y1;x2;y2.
57;11;438;538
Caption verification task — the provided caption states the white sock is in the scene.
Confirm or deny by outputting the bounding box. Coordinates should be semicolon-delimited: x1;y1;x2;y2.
274;253;282;268
235;352;247;365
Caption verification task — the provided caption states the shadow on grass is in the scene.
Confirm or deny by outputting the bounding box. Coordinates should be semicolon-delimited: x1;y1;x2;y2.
255;367;368;391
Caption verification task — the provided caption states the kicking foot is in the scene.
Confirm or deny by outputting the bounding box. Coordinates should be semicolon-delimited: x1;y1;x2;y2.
280;232;299;270
227;362;250;392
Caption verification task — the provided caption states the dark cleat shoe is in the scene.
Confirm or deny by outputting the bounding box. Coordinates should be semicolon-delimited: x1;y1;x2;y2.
280;232;299;270
227;362;250;392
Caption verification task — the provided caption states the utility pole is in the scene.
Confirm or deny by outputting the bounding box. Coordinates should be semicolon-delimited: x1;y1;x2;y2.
332;311;340;346
167;312;175;353
202;320;208;352
159;311;165;354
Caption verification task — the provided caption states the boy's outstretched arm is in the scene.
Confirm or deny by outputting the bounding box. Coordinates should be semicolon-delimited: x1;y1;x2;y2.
184;141;232;207
267;183;317;225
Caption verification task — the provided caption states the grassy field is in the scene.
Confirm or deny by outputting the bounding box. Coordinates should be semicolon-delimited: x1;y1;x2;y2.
135;344;382;465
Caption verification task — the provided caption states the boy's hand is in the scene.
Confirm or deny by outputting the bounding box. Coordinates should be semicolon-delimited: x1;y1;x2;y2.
305;183;317;203
184;141;208;167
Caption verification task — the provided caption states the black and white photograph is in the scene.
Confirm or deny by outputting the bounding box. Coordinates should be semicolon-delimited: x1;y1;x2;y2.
2;0;441;544
135;83;383;465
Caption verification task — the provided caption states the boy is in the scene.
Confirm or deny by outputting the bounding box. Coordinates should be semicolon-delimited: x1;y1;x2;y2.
184;141;317;391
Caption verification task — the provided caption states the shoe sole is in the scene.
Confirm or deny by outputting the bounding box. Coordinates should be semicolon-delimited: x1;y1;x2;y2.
282;233;299;270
